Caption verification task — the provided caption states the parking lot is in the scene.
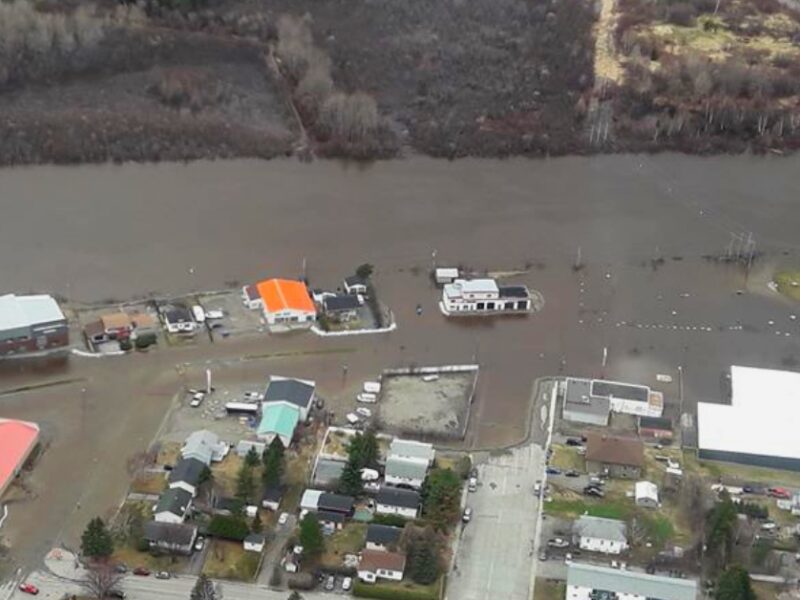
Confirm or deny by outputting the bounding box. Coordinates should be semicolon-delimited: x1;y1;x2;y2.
448;443;544;600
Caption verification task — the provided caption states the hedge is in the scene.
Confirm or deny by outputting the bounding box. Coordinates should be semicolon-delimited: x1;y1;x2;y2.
353;580;441;600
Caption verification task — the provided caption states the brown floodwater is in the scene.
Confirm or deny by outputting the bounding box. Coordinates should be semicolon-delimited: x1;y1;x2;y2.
0;153;798;302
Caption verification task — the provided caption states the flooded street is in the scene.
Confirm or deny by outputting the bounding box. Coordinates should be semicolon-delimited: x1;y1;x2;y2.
1;153;800;570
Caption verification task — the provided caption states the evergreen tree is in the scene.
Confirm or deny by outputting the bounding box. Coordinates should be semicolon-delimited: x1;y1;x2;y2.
251;511;263;534
81;517;114;559
236;462;255;503
287;592;303;600
262;437;285;487
244;446;260;468
409;540;440;585
715;566;756;600
191;573;217;600
298;513;324;557
706;491;737;568
422;468;462;528
338;456;363;496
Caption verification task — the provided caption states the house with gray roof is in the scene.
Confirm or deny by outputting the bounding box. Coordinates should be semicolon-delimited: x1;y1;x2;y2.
573;516;628;555
366;524;403;551
388;439;435;466
384;456;429;490
143;521;197;555
181;430;229;466
168;457;206;497
262;376;315;420
567;562;697;600
562;378;611;426
376;487;420;519
154;488;193;524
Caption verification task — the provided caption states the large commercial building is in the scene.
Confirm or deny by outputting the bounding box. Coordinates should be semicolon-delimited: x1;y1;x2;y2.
440;278;532;316
562;377;663;422
698;366;800;471
0;294;68;356
566;562;697;600
0;418;40;498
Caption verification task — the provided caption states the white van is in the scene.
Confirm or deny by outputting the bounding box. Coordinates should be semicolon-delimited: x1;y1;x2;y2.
363;381;381;394
191;305;206;323
357;393;377;404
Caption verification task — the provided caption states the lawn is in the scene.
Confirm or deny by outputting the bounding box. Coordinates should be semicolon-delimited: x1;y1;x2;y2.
774;270;800;302
321;523;367;568
156;442;182;467
354;577;442;600
283;434;323;511
549;445;585;472
202;539;260;581
130;472;167;495
112;544;187;572
544;497;629;520
534;578;566;600
683;451;800;488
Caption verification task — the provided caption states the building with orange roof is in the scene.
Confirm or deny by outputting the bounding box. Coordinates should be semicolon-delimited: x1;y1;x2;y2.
0;418;40;498
254;279;316;329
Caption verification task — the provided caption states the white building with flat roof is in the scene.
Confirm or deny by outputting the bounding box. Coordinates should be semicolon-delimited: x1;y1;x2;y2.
440;278;531;316
698;365;800;471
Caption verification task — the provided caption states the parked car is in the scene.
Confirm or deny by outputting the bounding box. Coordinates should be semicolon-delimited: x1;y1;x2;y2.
133;567;151;576
114;563;128;574
278;512;290;526
243;391;263;401
538;550;548;561
462;507;473;523
546;467;561;475
565;470;580;478
155;571;170;580
205;309;225;320
547;538;569;549
356;407;372;418
468;477;478;492
18;584;39;595
108;590;126;599
565;438;583;447
324;575;335;591
356;392;377;404
583;486;605;498
533;481;542;496
342;577;353;592
194;536;205;552
769;487;791;499
189;392;205;408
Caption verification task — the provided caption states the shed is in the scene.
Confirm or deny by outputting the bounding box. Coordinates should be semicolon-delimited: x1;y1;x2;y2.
635;481;660;509
244;533;266;553
435;268;459;285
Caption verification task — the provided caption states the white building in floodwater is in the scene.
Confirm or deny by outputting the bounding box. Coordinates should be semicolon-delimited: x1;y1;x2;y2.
440;278;531;316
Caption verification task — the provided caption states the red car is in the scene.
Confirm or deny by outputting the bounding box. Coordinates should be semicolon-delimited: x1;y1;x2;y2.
133;567;151;576
769;487;791;499
19;583;39;595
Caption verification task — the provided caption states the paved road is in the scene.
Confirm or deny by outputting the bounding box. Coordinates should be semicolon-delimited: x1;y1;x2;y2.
447;443;544;600
4;569;333;600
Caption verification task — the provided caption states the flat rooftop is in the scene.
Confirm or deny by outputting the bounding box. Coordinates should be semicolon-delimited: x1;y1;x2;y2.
379;367;478;439
591;380;649;403
564;378;611;417
698;365;800;460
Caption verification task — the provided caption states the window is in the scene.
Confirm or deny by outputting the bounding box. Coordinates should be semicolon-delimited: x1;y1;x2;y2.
477;302;485;310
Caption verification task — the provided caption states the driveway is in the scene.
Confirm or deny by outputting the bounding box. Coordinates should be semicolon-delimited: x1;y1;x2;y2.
447;443;544;600
257;513;297;585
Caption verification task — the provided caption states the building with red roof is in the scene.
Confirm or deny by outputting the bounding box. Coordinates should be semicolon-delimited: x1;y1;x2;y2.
254;279;316;329
0;418;40;498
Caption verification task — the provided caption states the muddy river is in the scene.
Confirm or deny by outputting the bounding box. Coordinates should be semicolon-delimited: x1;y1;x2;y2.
1;153;798;301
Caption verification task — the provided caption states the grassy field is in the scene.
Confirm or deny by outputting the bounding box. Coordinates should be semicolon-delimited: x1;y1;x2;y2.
683;451;800;487
156;442;182;467
774;270;800;303
534;578;566;600
545;496;629;520
321;523;367;568
130;472;167;495
202;539;260;581
112;544;187;572
354;577;442;600
549;445;585;472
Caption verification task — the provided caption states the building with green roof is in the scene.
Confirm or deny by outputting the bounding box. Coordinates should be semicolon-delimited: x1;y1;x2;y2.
257;402;300;447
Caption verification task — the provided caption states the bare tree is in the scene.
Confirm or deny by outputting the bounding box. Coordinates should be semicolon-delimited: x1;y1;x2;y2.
320;92;380;142
81;563;124;600
297;49;333;111
276;14;314;80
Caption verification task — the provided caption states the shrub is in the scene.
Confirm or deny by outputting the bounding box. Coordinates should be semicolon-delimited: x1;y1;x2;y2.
371;514;409;528
134;334;155;349
666;3;697;26
209;515;249;541
353;580;440;600
119;339;133;352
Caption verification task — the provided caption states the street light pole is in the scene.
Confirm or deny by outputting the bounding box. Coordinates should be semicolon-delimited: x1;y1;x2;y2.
677;365;684;420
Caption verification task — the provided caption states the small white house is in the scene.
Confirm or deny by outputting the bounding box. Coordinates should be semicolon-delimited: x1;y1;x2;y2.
375;487;420;519
434;268;459;285
635;481;660;509
243;533;265;553
343;275;368;295
389;439;435;466
153;489;192;524
167;457;206;498
181;430;229;466
357;550;406;583
574;516;628;555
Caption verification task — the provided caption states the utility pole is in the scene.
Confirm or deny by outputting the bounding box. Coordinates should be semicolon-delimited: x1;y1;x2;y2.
574;246;583;271
302;257;307;282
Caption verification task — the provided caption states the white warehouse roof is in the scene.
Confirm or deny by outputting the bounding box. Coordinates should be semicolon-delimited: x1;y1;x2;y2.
445;279;499;296
0;294;64;331
698;366;800;461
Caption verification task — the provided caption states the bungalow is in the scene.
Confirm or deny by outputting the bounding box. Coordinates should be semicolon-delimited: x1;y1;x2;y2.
263;376;315;421
574;516;628;555
316;510;347;533
375;487;420;519
143;521;197;555
585;433;645;479
181;430;229;466
244;533;266;553
635;481;659;509
322;294;362;323
389;439;435;466
161;304;196;334
358;550;406;583
130;312;158;335
241;284;263;310
257;403;300;447
261;484;284;511
384;456;428;490
343;275;368;295
366;524;402;551
168;457;206;497
255;278;316;328
300;490;355;516
154;488;192;524
235;440;266;458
